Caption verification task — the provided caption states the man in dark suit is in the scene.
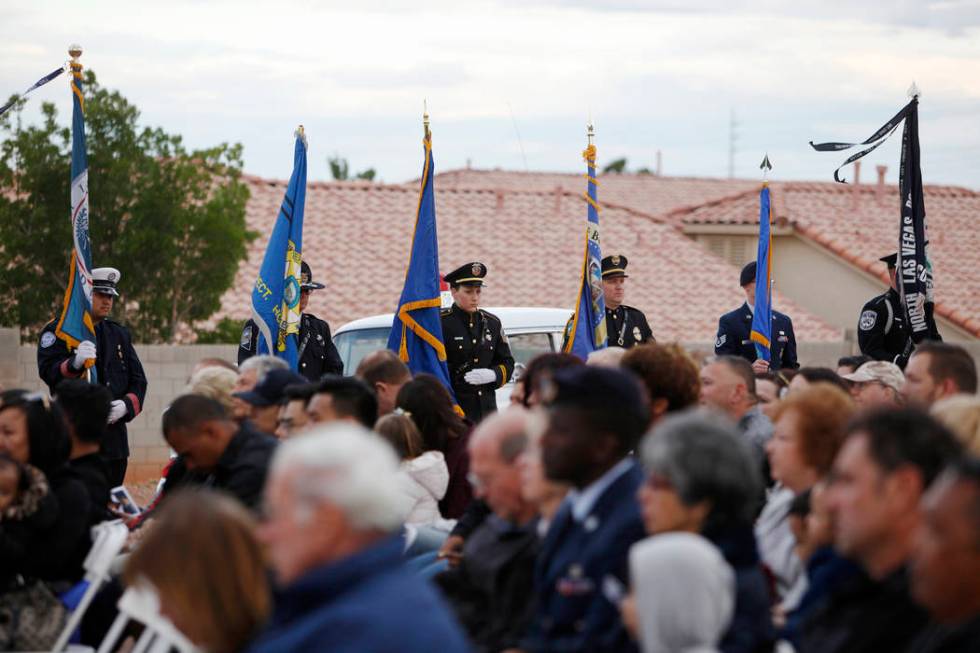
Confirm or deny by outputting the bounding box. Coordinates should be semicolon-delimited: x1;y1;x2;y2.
715;261;799;372
523;366;649;653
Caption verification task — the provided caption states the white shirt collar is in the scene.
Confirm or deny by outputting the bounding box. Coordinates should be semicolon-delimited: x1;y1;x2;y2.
567;457;634;523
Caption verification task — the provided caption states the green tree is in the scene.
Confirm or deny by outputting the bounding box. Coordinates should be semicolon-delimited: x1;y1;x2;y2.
0;70;253;342
602;158;628;174
328;154;375;181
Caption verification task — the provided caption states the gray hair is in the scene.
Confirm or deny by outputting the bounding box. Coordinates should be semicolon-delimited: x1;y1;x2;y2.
269;423;406;532
239;355;289;384
640;409;763;530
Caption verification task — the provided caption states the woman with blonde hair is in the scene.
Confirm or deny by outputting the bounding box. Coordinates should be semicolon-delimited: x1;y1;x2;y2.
124;488;270;653
185;366;238;414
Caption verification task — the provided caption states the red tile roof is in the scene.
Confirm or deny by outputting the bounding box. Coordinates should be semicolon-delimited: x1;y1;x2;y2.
669;181;980;337
214;173;842;343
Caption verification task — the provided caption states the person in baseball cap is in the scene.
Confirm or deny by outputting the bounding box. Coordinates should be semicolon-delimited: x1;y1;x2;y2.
234;368;307;436
841;360;905;409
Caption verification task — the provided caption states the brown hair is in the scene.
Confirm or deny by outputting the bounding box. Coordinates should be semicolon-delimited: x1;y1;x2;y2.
914;342;978;395
772;382;856;474
375;412;425;460
621;343;701;413
356;349;412;386
124;489;269;653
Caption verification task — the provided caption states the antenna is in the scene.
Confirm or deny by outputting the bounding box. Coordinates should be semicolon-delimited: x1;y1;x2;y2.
507;101;528;173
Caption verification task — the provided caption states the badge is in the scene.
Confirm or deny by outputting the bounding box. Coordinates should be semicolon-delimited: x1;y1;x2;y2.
240;326;253;349
107;271;117;282
859;310;877;331
715;334;726;348
40;332;56;348
471;263;482;276
485;333;492;341
611;255;621;266
632;326;641;341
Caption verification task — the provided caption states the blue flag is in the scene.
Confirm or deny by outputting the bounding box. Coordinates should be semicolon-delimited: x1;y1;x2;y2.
750;184;773;361
55;59;97;379
250;131;307;370
562;143;607;360
387;131;459;410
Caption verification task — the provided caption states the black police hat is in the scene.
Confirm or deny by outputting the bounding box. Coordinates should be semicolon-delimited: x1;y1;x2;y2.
300;261;325;291
601;255;629;279
879;253;898;269
740;261;757;287
444;262;488;287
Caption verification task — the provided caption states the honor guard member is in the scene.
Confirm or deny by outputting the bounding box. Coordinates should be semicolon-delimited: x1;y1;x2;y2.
715;261;799;372
441;262;515;423
37;267;147;487
858;253;941;368
238;261;344;381
602;255;654;348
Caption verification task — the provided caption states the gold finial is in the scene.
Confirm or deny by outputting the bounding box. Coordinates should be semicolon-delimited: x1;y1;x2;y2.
423;99;430;139
295;124;307;147
68;44;83;61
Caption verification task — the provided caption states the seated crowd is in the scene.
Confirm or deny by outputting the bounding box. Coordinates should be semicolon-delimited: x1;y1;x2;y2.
0;341;978;652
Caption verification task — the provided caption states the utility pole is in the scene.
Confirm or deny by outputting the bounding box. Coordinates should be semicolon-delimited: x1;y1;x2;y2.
728;108;738;179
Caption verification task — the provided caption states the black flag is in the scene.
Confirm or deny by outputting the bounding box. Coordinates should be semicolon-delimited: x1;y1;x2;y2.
811;96;938;346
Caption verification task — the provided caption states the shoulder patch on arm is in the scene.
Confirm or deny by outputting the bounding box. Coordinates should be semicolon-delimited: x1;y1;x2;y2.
40;332;56;348
716;333;727;348
241;325;254;349
859;310;877;331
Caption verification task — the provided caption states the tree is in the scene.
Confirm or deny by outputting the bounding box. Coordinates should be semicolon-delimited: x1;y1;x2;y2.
0;70;253;342
328;154;376;181
602;158;628;174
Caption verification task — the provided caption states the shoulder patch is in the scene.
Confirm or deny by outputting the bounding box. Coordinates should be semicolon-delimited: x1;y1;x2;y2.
40;332;56;348
241;325;254;349
716;333;727;348
859;310;877;331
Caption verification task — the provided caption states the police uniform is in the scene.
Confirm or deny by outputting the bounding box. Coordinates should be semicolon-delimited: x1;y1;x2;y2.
601;255;654;348
238;261;344;381
857;253;941;368
441;262;515;423
715;261;799;370
37;268;147;486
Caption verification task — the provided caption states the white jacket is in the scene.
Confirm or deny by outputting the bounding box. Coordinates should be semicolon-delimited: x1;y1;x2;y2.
397;451;454;529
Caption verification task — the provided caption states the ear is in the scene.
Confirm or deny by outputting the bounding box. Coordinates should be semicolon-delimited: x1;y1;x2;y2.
938;378;958;399
592;431;621;464
886;465;925;511
650;398;669;420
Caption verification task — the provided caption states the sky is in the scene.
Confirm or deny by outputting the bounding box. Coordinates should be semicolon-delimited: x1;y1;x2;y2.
2;0;979;187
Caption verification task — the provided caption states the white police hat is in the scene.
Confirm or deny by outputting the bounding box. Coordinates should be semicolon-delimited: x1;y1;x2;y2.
92;267;121;297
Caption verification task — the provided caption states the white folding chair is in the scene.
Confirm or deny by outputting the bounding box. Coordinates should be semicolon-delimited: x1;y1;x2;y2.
54;520;131;651
96;582;198;653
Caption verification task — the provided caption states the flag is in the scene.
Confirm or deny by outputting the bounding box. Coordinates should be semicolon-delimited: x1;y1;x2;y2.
0;66;65;118
562;142;607;359
810;93;935;344
387;128;459;409
250;130;307;370
54;58;97;378
750;184;773;362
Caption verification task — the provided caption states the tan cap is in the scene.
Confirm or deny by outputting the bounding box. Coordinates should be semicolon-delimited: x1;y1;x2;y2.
842;361;904;393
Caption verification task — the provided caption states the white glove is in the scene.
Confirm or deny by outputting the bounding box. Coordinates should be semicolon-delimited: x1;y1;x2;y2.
108;400;127;424
464;368;497;386
72;340;97;370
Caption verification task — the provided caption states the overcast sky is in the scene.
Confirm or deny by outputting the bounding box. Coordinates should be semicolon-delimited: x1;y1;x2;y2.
2;0;979;187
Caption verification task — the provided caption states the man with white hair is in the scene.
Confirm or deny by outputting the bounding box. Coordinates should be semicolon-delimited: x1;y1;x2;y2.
246;423;469;653
232;355;288;421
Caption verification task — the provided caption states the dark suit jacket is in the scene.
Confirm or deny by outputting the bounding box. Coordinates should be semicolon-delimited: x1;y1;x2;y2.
524;459;646;653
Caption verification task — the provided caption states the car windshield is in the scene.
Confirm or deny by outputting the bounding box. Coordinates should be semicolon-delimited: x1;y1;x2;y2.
334;328;557;376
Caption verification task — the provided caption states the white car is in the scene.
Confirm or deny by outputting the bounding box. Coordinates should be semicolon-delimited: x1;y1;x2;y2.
333;307;574;406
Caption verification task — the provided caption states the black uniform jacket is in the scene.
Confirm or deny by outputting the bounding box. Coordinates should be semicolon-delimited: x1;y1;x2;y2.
857;288;941;368
714;302;799;370
37;318;148;459
604;304;654;348
441;305;515;423
238;314;344;381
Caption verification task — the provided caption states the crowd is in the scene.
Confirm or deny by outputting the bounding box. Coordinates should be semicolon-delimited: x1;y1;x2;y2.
1;327;979;652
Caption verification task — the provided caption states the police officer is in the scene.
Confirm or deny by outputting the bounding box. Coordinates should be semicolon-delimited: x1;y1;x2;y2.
37;267;148;487
715;261;799;372
601;254;654;348
238;261;344;381
858;253;941;368
441;262;514;423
